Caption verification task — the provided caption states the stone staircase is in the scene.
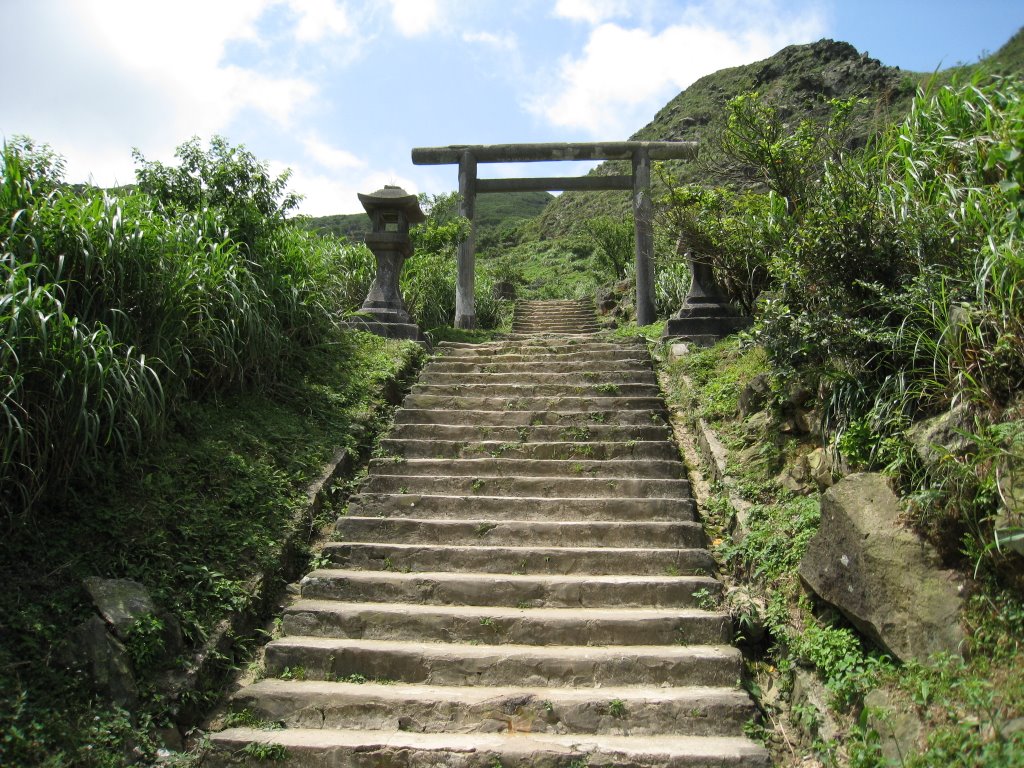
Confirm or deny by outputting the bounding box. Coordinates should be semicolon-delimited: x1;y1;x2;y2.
209;300;769;767
511;299;600;335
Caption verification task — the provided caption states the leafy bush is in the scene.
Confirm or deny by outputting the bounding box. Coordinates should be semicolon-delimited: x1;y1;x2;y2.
1;137;369;515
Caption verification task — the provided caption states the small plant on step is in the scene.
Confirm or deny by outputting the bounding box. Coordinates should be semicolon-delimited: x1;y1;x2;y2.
596;383;620;395
240;742;289;761
693;587;721;611
278;666;306;681
608;699;627;718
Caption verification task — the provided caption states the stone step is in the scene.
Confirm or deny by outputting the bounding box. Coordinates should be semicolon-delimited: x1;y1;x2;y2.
392;408;667;427
209;728;768;768
361;472;689;498
282;601;730;646
512;325;601;334
378;438;680;461
437;349;644;364
334;517;706;548
346;493;695;521
401;394;666;413
429;360;650;374
263;636;742;687
437;341;644;355
386;422;670;443
418;369;659;385
299;570;721;608
411;382;662;399
229;679;754;737
365;457;685;480
322;542;716;576
503;332;606;340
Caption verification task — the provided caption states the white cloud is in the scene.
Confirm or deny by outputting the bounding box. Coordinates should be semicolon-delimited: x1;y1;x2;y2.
389;0;439;37
553;0;632;24
531;2;827;136
280;162;420;216
303;134;368;171
1;0;320;186
462;31;518;51
288;0;353;42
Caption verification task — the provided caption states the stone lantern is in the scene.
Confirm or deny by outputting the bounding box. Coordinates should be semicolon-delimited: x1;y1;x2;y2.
352;185;427;345
662;239;751;346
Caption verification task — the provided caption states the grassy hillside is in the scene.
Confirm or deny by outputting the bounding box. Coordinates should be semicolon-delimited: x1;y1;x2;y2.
536;29;1024;238
303;190;553;242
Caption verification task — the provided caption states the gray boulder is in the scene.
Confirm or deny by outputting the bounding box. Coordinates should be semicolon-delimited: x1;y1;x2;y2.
83;577;156;637
798;473;966;662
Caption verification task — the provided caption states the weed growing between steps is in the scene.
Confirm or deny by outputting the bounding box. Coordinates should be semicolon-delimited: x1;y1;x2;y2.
0;330;423;767
661;337;1024;767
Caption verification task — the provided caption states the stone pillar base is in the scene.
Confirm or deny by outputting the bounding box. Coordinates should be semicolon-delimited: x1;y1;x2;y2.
347;311;429;349
662;300;751;347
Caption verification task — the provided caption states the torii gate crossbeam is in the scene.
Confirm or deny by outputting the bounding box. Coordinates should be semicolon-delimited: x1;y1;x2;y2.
412;141;698;329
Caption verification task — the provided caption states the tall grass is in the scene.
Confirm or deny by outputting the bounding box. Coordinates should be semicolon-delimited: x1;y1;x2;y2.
1;139;372;515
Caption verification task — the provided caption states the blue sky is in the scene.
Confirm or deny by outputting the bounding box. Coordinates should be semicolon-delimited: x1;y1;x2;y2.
5;0;1023;214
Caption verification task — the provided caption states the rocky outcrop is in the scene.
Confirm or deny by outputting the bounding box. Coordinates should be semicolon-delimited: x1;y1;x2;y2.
798;473;966;662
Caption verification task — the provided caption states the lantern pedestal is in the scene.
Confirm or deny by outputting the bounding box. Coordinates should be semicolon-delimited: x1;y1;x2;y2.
662;253;750;346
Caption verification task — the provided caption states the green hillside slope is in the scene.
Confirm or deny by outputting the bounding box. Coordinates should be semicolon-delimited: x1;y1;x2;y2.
536;29;1023;238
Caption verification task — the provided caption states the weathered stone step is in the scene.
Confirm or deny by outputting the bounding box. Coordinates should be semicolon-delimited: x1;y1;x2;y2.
322;542;716;575
263;636;742;687
379;438;680;461
437;341;643;355
210;728;768;768
282;601;730;646
418;369;658;386
503;332;605;340
366;457;685;480
437;349;644;364
361;472;688;498
512;325;600;333
229;679;754;737
411;382;662;399
346;493;695;522
402;394;666;413
429;359;650;374
392;408;666;427
387;422;670;443
299;570;720;608
335;517;706;548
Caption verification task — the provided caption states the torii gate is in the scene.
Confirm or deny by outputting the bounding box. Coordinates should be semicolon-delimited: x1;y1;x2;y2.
411;141;698;329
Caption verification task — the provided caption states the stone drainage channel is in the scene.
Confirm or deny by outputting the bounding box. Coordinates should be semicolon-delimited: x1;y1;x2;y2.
208;299;768;767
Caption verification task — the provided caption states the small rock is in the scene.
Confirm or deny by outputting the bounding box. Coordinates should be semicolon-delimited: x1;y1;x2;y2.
790;669;840;744
806;448;834;492
738;373;771;417
742;411;773;443
777;455;814;495
863;688;923;764
83;577;156;638
906;405;974;467
796;408;823;438
69;615;138;708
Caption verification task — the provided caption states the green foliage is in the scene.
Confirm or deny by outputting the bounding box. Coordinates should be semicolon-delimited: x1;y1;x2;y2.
1;136;384;515
0;329;421;766
134;136;299;254
581;215;634;280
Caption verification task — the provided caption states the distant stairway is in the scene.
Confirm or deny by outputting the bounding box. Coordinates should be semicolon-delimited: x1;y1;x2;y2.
209;300;769;767
511;299;600;335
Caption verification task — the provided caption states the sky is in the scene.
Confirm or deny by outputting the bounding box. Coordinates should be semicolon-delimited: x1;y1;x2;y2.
5;0;1023;215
